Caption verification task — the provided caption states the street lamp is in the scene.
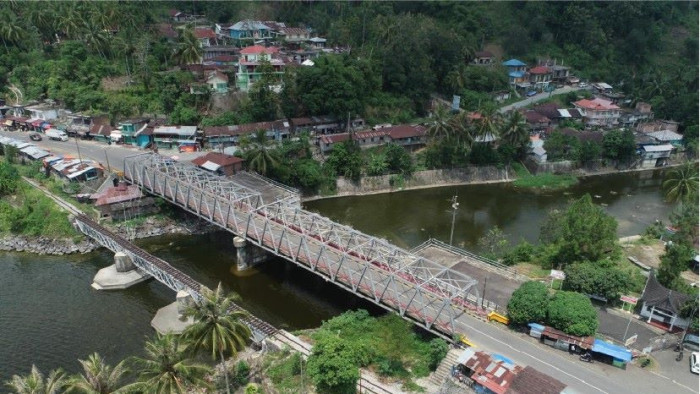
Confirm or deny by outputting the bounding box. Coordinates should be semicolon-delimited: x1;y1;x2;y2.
449;194;459;246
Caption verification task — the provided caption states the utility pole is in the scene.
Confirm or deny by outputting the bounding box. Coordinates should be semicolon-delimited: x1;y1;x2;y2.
74;135;82;163
449;194;459;246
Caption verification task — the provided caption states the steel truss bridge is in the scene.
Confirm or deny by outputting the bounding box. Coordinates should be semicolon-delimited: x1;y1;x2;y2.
123;153;483;339
73;214;277;343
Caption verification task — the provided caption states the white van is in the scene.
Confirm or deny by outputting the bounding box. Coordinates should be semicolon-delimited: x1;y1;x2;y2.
45;128;68;141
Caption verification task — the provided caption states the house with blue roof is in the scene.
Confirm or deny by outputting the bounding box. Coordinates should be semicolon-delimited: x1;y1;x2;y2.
223;20;274;45
503;59;528;86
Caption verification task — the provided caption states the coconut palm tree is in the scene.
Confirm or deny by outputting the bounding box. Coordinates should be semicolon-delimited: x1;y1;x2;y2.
66;353;128;394
500;110;530;157
472;103;502;142
241;129;279;176
427;104;455;142
448;110;476;150
174;27;202;65
0;13;25;51
183;283;251;394
663;162;699;204
6;365;66;394
125;334;212;394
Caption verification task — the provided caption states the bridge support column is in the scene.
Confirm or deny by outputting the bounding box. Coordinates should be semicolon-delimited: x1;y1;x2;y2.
234;236;268;271
151;290;196;335
92;252;150;290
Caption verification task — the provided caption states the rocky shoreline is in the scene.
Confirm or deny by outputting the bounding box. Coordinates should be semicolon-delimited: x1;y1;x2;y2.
0;215;217;256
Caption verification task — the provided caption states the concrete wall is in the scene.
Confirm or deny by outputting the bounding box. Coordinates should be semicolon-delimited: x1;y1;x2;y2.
335;166;513;195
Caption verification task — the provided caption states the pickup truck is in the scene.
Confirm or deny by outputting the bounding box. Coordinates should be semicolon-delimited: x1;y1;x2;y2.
45;128;68;141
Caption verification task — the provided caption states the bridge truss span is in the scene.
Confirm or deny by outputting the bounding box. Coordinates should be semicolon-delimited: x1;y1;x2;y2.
123;153;482;338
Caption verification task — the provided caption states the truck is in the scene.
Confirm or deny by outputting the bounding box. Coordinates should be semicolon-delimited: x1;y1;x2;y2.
45;128;68;141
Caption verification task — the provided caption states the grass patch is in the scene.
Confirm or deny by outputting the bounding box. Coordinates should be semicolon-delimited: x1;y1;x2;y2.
265;350;306;394
309;310;448;386
0;181;79;237
511;163;578;190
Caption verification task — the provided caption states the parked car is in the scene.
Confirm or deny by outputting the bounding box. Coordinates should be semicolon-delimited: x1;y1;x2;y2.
45;128;68;141
691;352;699;374
29;133;42;141
526;90;538;97
578;82;588;88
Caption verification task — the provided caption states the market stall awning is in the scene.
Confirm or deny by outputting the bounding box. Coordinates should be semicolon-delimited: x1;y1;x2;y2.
591;339;632;362
4;120;13;126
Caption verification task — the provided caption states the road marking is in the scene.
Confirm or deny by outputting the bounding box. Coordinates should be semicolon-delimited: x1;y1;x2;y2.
647;370;697;393
458;320;610;394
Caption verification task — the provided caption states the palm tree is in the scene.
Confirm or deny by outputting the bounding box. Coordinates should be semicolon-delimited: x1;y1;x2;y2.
0;14;25;51
472;103;502;142
125;334;212;394
241;129;279;176
66;353;128;394
448;110;476;150
174;27;202;65
183;283;251;394
6;365;66;394
663;162;699;204
500;110;530;156
427;104;455;141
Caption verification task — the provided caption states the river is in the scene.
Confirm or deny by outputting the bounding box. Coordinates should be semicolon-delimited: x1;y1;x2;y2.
0;170;671;382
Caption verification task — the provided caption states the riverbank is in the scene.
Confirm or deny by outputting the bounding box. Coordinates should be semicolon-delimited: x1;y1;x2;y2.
302;161;691;202
0;214;215;256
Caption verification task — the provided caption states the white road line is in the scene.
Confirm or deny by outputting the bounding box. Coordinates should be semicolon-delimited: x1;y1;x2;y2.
459;320;610;394
648;370;698;393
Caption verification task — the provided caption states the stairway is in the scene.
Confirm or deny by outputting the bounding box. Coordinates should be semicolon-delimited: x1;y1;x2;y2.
431;348;463;386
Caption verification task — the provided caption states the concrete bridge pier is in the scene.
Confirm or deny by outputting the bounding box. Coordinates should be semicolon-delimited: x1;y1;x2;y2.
234;236;268;271
151;290;196;334
92;252;150;290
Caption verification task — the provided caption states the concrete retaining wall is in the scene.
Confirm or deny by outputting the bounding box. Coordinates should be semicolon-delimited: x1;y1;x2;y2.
334;166;513;196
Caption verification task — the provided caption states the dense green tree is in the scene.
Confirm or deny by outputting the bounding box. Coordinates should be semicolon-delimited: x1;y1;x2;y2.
577;140;602;167
0;161;20;196
499;111;530;161
126;334;212;394
563;263;631;302
507;281;549;326
383;143;414;175
248;60;280;122
553;194;619;265
65;353;128;394
173;26;202;65
307;335;360;394
546;291;598;336
324;141;363;181
657;243;695;289
6;365;66;394
544;131;579;161
602;129;636;163
477;226;510;258
183;283;251;394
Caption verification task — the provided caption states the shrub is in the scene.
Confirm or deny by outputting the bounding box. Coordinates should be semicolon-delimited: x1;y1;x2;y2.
233;360;250;387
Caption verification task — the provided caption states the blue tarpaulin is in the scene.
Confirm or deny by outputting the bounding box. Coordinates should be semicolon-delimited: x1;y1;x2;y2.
591;339;632;362
528;323;545;331
492;354;514;365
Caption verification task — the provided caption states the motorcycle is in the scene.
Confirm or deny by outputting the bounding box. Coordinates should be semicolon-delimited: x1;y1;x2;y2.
674;341;682;352
580;352;593;363
676;350;684;362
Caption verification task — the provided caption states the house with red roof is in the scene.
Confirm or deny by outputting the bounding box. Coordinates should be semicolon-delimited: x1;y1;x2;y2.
573;98;621;127
191;152;245;176
194;27;218;47
90;182;157;221
528;66;552;90
206;71;229;93
318;124;427;153
236;45;284;91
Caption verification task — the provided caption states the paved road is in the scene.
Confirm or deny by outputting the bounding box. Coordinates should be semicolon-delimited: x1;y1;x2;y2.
498;85;579;113
0;130;204;173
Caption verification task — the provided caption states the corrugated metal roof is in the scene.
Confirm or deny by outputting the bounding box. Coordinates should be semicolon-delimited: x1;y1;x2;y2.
200;161;221;171
591;339;632;362
642;144;674;152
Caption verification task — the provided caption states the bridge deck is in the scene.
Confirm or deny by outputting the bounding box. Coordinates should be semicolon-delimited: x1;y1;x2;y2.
123;153;486;338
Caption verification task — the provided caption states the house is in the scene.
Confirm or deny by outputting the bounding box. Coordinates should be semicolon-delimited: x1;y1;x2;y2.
90;182;157;221
118;118;150;145
523;110;551;132
224;20;273;44
206;71;229;93
646;130;684;146
202;120;289;149
168;9;192;22
530;137;547;164
308;36;326;49
533;103;564;125
319;124;426;153
472;50;494;65
194;27;217;48
639;271;691;331
638;119;679;133
53;159;103;183
236;45;284;92
25;104;58;121
278;27;310;45
152;125;198;149
454;348;521;394
640;144;674;168
203;46;239;61
550;64;570;83
156;24;178;41
503;59;528;87
593;82;613;93
191;152;244;176
19;145;50;161
528;66;552;90
619;102;654;127
572;98;620;127
289;116;364;135
493;91;511;102
507;366;568;394
384;124;427;149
